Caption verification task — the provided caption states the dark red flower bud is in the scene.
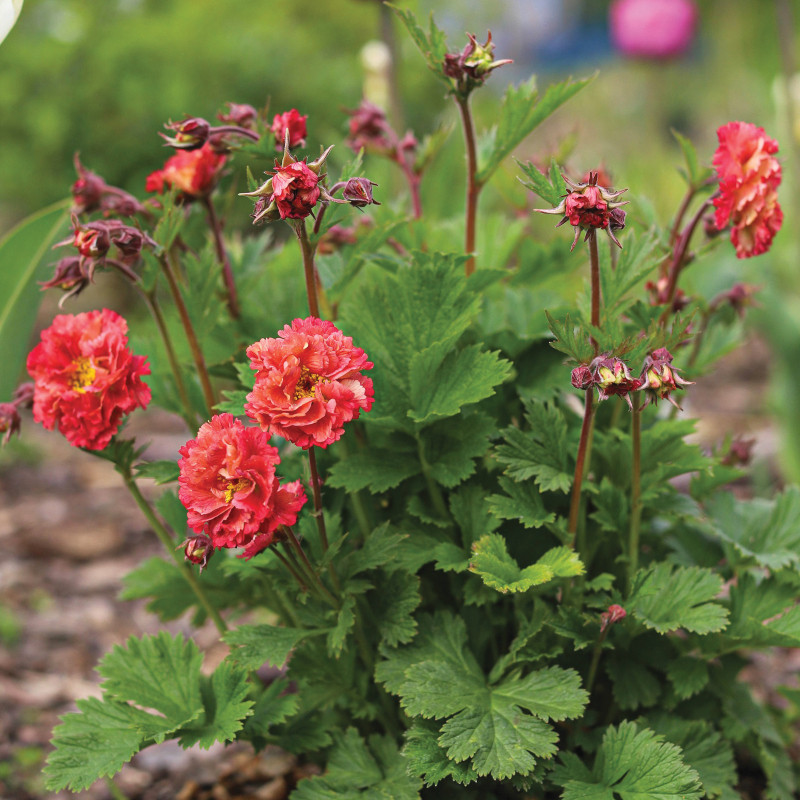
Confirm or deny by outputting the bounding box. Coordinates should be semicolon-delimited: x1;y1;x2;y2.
721;435;756;467
73;227;110;259
443;31;513;94
181;533;214;572
217;102;259;129
346;100;394;154
590;354;643;409
341;177;379;208
600;603;626;632
270;108;308;150
161;117;211;150
12;383;35;408
40;256;90;297
639;347;693;409
71;155;108;215
0;403;21;446
571;365;594;390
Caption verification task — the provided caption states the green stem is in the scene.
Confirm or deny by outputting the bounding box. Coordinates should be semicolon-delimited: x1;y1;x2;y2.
158;251;216;417
627;393;642;593
202;195;240;319
259;577;301;627
307;448;329;552
140;289;196;430
586;628;610;694
284;527;340;609
416;434;450;522
123;474;227;634
275;544;310;594
455;95;480;276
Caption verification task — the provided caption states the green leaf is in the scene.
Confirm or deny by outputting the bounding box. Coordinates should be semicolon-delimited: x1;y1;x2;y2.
605;658;661;711
516;158;563;206
177;661;254;749
44;698;153;792
408;343;511;424
98;632;204;728
476;75;592;185
672;129;714;188
371;571;421;647
0;200;71;399
703;487;800;571
666;657;709;701
293;728;422;799
449;483;501;546
327;449;420;493
488;476;556;529
599;227;663;314
629;564;729;635
404;721;480;786
552;721;702;800
470;535;584;593
545;310;594;365
224;624;323;669
390;5;450;85
134;459;180;484
242;680;299;743
120;557;197;621
495;401;572;493
328;596;357;657
424;411;496;488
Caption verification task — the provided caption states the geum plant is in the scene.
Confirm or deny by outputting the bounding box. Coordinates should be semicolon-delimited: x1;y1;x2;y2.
2;8;798;799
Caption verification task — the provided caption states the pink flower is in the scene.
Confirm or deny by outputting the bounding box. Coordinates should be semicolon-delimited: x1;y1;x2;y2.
713;122;783;259
245;317;374;449
271;108;307;150
270;160;320;219
610;0;697;60
145;142;226;198
26;309;151;450
178;413;308;550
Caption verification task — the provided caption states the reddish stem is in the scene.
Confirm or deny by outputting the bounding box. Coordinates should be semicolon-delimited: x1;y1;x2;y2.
202;196;240;319
456;96;480;276
567;390;595;543
294;219;321;318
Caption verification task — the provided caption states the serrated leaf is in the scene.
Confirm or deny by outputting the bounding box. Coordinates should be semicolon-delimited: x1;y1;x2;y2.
327;449;420;493
391;5;450;85
545;310;594;365
214;388;248;416
517;158;563;206
704;487;800;571
224;624;323;670
134;459;180;484
98;632;204;726
372;571;421;647
488;476;555;529
599;227;663;314
495;401;572;493
177;661;254;749
449;483;501;546
408;343;511;424
476;75;592;185
328;596;357;657
44;698;152;791
242;679;299;743
345;524;408;577
424;411;496;489
552;721;702;800
404;721;480;786
629;564;729;635
666;657;709;701
605;658;661;710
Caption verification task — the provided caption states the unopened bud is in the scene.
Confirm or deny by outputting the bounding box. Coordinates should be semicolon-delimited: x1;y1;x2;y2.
181;533;214;572
0;403;21;446
571;365;594;390
342;177;379;208
161;117;211;150
600;604;626;632
218;102;258;129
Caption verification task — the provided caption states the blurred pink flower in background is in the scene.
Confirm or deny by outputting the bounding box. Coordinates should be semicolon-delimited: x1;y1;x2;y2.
609;0;698;59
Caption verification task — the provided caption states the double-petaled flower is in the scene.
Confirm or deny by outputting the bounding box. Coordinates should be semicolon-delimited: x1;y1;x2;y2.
245;317;374;449
178;413;307;557
146;142;227;199
26;309;151;450
713;121;783;259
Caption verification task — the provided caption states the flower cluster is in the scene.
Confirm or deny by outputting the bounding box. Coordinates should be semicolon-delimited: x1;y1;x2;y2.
26;309;151;450
713;121;783;258
146;142;227;199
71;155;146;218
536;173;628;250
178;414;307;561
245;317;374;449
571;348;692;410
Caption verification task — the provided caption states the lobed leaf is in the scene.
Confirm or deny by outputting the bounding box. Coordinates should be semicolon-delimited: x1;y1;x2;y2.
487;476;556;529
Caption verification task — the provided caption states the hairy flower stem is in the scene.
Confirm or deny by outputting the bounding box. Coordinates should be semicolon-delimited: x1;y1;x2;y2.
158;252;216;416
659;198;714;323
307;448;342;592
123;474;227;634
455;95;480;276
202;196;240;319
589;230;601;344
140;289;196;429
416;434;450;522
284;526;340;609
586;626;611;695
294;219;332;319
275;544;310;594
627;392;642;593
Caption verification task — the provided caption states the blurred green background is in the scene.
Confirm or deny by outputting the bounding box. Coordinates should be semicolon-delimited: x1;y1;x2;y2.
1;0;800;478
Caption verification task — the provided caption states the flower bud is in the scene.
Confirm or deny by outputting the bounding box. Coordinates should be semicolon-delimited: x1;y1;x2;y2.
600;604;626;632
346;100;393;153
270;108;307;150
341;177;379;208
721;435;755;467
571;365;594;390
639;347;693;409
444;31;512;94
181;533;214;572
217;102;258;129
71;155;107;215
161;117;211;150
40;256;91;298
590;354;642;409
12;383;35;409
0;402;21;446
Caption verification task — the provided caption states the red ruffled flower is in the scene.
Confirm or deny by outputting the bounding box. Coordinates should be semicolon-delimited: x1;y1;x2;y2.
245;317;374;449
271;108;307;150
145;142;226;198
271;160;320;219
26;309;151;450
239;480;308;560
178;413;306;551
713;122;783;258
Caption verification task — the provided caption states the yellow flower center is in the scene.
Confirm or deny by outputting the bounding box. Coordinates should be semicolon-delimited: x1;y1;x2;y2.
69;357;96;393
293;366;329;401
224;477;251;504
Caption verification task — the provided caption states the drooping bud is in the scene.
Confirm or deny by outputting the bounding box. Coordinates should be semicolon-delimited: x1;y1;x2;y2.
71;155;107;215
181;533;215;572
571;365;594;391
0;402;21;446
341;177;379;208
714;283;760;319
590;354;642;409
600;604;627;633
217;102;259;129
639;347;693;409
40;256;91;302
160;117;212;150
270;108;307;150
536;172;629;251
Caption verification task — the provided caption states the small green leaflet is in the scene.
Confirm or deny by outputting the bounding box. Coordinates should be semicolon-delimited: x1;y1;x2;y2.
545;311;594;365
666;657;709;701
390;5;450;85
517;157;564;206
672;129;715;189
552;721;702;800
470;535;584;593
224;624;325;669
629;564;729;635
242;680;299;743
605;657;661;711
487;476;556;529
404;721;480;786
133;459;180;484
